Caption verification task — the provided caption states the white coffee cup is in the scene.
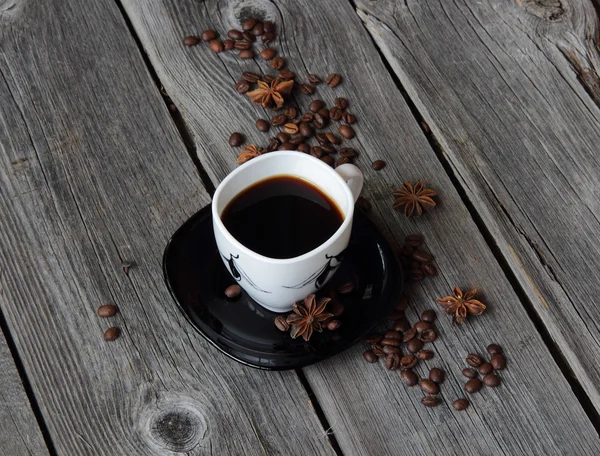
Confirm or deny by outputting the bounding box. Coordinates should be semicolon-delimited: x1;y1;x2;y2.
212;151;364;312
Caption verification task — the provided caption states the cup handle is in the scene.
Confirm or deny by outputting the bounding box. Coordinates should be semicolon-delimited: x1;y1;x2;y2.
335;163;364;202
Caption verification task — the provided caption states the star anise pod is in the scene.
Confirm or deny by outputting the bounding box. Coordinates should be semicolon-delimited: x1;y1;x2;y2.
286;294;333;341
246;77;294;109
392;181;437;217
436;286;486;324
237;144;264;164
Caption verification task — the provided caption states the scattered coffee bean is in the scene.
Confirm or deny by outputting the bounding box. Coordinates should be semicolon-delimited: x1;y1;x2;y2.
405;234;423;247
256;119;269;132
274;316;289;331
402;327;417;342
251;22;264;36
310;146;324;158
239;49;254;59
321;155;334;167
329;106;343;120
400;354;417;369
225;284;241;298
371;344;385;357
407;338;424;353
356;196;371;212
271;56;285;69
386;353;401;370
234;41;252;50
478;362;493;376
323;133;338;145
394;319;412;333
307;74;322;84
243;31;255;42
401;368;419;386
462;368;478;378
326;73;343;87
262;32;275;43
284;123;299;135
413;250;434;263
372;160;386;171
421;396;441;407
383;345;401;355
299;123;313;138
382;330;400;341
104;327;120;341
271;114;287;126
422;264;438;277
223;39;234;50
487;344;503;355
227;29;243;40
289;135;305;146
267;138;281;151
483;373;501;387
301;112;314;123
275;132;290;143
278;69;295;80
334;97;349;110
297;143;310;153
420;310;436;323
363;350;378;363
414;321;432;333
338;125;355;139
364;334;383;345
342;112;357;124
242;18;257;31
260;48;276;60
201;29;217;41
453;398;470;411
313;114;327;129
464;378;483;394
241;72;260;83
97;304;118;318
491;354;506;370
418;350;434;360
381;338;401;348
466;354;483;368
278;142;296;151
419;329;438;343
263;20;275;32
429;368;445;384
419;379;440;395
340;148;358;158
235;80;250;94
228;132;244;147
309;99;325;113
327;320;342;331
299;83;315;95
183;35;199;46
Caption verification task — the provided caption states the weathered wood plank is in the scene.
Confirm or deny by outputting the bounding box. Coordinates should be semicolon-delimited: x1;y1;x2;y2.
355;0;600;413
120;0;600;453
0;334;49;456
0;0;333;454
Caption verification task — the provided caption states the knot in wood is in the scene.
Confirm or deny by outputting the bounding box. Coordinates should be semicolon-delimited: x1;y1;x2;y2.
231;1;278;26
148;406;206;453
517;0;565;21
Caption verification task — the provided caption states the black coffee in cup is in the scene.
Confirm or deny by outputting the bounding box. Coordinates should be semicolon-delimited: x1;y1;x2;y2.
221;175;343;259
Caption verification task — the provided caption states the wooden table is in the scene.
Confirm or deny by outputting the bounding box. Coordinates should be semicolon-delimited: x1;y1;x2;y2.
1;0;600;454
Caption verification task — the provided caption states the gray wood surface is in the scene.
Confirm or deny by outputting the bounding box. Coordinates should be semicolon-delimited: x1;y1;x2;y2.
355;0;600;413
120;0;600;454
0;0;333;454
0;334;49;456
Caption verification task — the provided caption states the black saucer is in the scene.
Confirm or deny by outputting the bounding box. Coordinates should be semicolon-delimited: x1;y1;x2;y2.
163;204;402;370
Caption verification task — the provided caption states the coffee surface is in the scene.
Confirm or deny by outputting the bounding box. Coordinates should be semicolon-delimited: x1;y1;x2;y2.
222;175;343;259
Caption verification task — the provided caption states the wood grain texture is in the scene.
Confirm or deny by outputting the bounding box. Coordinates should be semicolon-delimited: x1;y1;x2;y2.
0;0;333;454
120;0;600;453
355;0;600;413
0;334;49;456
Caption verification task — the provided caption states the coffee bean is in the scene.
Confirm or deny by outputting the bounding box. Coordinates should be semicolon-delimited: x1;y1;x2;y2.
429;368;445;384
338;125;355;139
383;345;401;355
271;114;287;126
421;310;436;323
228;132;244;147
483;373;501;387
487;344;503;355
239;49;254;59
418;350;434;360
321;155;334;167
329;106;343;120
413;250;434;263
327;320;341;331
466;354;483;368
364;334;383;345
223;39;234;50
228;29;243;40
340;148;358;158
225;284;241;298
381;338;401;348
401;369;419;386
289;135;305;145
326;73;343;87
397;295;409;310
260;48;276;60
317;108;329;119
384;330;401;340
301;112;314;122
278;69;295;80
386;353;401;370
407;338;424;353
462;368;478;378
97;304;118;317
267;138;281;152
274;316;289;331
394;319;412;333
413;321;431;333
400;354;417;369
309;99;325;113
322;133;338;145
104;327;120;341
234;41;252;50
334;97;349;109
372;160;386;171
299;83;315;95
314;133;328;145
422;264;438;277
201;29;217;41
372;344;385;357
310;146;324;158
338;281;355;294
419;379;440;395
275;132;289;143
297;143;310;153
491;354;506;370
422;396;441;407
251;22;264;36
263;21;275;33
183;35;199;46
314;114;328;129
262;32;275;44
242;18;257;31
453;398;470;411
271;56;285;69
405;234;423;247
235;80;250;94
342;112;357;124
299;123;313;138
479;362;493;375
307;74;322;84
363;350;378;363
242;31;255;42
284;123;299;135
464;378;483;394
419;329;438;343
256;119;269;132
279;142;296;151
